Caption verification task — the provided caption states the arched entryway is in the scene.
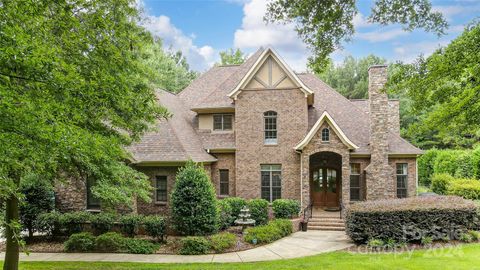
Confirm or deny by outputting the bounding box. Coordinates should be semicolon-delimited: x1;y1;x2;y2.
309;152;342;208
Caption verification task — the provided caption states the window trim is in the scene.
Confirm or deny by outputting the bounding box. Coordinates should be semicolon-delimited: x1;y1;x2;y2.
264;111;278;145
155;176;168;203
349;163;361;201
219;169;229;196
321;128;330;142
213;114;233;131
396;163;408;198
260;164;282;203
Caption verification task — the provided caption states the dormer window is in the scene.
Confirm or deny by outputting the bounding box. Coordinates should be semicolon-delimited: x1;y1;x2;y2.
321;128;330;142
264;111;277;144
213;114;233;131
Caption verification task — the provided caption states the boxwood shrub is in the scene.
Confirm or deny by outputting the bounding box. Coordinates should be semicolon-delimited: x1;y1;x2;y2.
345;196;478;243
448;179;480;200
119;214;144;237
143;215;166;242
272;199;300;219
223;197;246;221
90;212;116;235
247;199;269;225
216;200;233;230
36;211;62;236
244;219;292;244
179;236;210;255
64;232;96;252
124;239;159;254
60;211;93;236
95;232;126;252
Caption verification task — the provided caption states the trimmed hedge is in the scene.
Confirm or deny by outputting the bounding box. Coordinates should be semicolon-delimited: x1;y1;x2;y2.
223;197;246;221
431;173;455;195
247;199;269;226
345;196;478;243
216;200;233;230
95;232;126;252
90;212;116;235
179;236;210;255
119;214;144;237
143;215;166;242
64;232;96;252
244;219;293;244
448;179;480;200
418;149;439;186
272;199;300;219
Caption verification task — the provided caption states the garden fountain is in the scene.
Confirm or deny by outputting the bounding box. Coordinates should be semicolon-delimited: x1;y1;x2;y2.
234;206;255;231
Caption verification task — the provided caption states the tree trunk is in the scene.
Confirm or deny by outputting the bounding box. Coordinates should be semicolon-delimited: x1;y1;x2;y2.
4;194;20;270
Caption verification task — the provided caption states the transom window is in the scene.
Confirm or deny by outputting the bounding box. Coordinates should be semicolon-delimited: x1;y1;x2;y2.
264;111;277;144
155;176;168;203
321;128;330;142
213;114;233;131
350;163;361;201
396;163;408;198
87;178;101;210
219;169;229;196
261;164;281;202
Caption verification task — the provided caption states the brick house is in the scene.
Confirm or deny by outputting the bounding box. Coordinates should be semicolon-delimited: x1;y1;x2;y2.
56;47;422;214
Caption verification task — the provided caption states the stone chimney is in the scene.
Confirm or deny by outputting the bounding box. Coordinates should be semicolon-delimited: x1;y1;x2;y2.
365;65;394;200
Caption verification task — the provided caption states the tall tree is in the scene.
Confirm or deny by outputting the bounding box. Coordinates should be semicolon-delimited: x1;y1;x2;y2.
388;23;480;149
0;1;168;269
218;48;246;65
265;0;448;72
318;55;386;99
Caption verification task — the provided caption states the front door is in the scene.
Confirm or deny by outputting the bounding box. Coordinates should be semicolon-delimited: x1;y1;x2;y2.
310;167;340;207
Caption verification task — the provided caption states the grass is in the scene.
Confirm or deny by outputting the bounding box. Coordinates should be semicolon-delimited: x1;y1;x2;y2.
416;185;432;194
4;243;480;270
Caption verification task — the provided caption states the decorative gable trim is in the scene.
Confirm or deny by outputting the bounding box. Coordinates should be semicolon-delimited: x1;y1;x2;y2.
295;111;359;151
228;47;314;99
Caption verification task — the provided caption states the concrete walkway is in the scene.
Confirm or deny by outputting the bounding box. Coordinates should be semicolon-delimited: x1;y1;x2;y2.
3;231;353;264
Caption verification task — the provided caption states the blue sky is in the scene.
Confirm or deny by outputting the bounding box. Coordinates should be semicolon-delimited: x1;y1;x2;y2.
141;0;480;72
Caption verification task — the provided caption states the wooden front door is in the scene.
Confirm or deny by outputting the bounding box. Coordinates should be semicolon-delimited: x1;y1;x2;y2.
310;167;340;207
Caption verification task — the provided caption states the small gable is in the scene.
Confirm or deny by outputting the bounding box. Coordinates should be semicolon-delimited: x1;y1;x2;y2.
245;56;295;89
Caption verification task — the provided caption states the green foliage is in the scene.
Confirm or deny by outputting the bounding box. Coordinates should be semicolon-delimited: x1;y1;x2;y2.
223;197;247;220
210;232;236;253
468;230;480;241
124;239;159;254
247;199;269;226
179;236;210;255
345;196;477;243
60;212;93;236
36;212;62;236
143;215;166;242
447;179;480;200
420;236;433;245
455;152;474;178
459;233;473;243
19;175;55;238
367;238;384;248
265;0;446;72
431;173;455;195
473;146;480;179
433;151;462;176
90;213;116;235
95;232;126;253
119;214;144;237
216;200;233;230
317;55;386;99
64;232;96;252
217;49;246;65
244;219;293;244
171;161;219;236
418;149;439;186
389;23;480;149
272;199;300;219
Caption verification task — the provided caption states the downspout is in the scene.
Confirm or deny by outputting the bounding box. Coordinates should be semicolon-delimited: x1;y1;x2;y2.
299;150;303;209
415;157;419;195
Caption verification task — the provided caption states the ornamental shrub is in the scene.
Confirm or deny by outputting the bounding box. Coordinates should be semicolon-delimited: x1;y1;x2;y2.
455;152;474;178
119;214;144;237
124;239;159;254
247;199;269;225
244;219;293;244
272;199;300;219
64;232;96;252
179;236;210;255
431;173;455;195
418;149;439;186
95;232;126;252
433;150;461;176
223;197;246;220
472;146;480;179
36;211;62;237
216;200;233;230
143;215;166;242
19;176;55;238
447;179;480;200
171;160;219;235
90;212;116;235
345;196;478;243
210;232;236;252
60;211;93;236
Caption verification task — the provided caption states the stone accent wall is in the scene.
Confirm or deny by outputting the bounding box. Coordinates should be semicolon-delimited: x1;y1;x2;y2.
55;177;87;212
300;122;350;208
235;88;308;201
210;153;236;197
366;65;395;200
389;158;417;198
387;100;400;135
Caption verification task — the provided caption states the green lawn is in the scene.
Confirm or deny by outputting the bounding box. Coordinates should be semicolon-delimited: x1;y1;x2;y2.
4;243;480;270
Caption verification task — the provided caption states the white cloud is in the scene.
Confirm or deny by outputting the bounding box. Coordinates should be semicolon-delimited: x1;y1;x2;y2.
141;13;217;71
352;12;371;29
393;40;450;63
233;0;310;72
356;28;409;42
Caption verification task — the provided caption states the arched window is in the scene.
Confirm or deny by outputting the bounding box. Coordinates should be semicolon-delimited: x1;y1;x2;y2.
321;128;330;142
264;111;277;144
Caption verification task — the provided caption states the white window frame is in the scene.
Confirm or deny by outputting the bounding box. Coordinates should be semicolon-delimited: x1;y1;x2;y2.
321;128;330;142
264;111;278;145
396;163;408;198
261;164;282;202
350;163;361;201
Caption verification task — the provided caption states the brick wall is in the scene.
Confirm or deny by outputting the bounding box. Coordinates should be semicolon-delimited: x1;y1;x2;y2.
210;153;236;197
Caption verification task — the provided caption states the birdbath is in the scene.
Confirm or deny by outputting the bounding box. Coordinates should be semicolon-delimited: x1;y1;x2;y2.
234;206;255;231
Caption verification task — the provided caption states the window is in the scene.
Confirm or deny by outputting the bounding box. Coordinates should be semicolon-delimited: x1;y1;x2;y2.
219;170;229;196
264;111;277;144
155;176;168;203
396;163;408;198
261;164;281;202
350;163;361;201
321;128;330;142
213;114;233;131
87;178;100;209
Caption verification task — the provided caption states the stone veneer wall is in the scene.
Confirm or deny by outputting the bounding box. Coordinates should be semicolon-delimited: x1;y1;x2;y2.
210;153;236;197
300;122;350;208
55;177;87;212
235;89;308;201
